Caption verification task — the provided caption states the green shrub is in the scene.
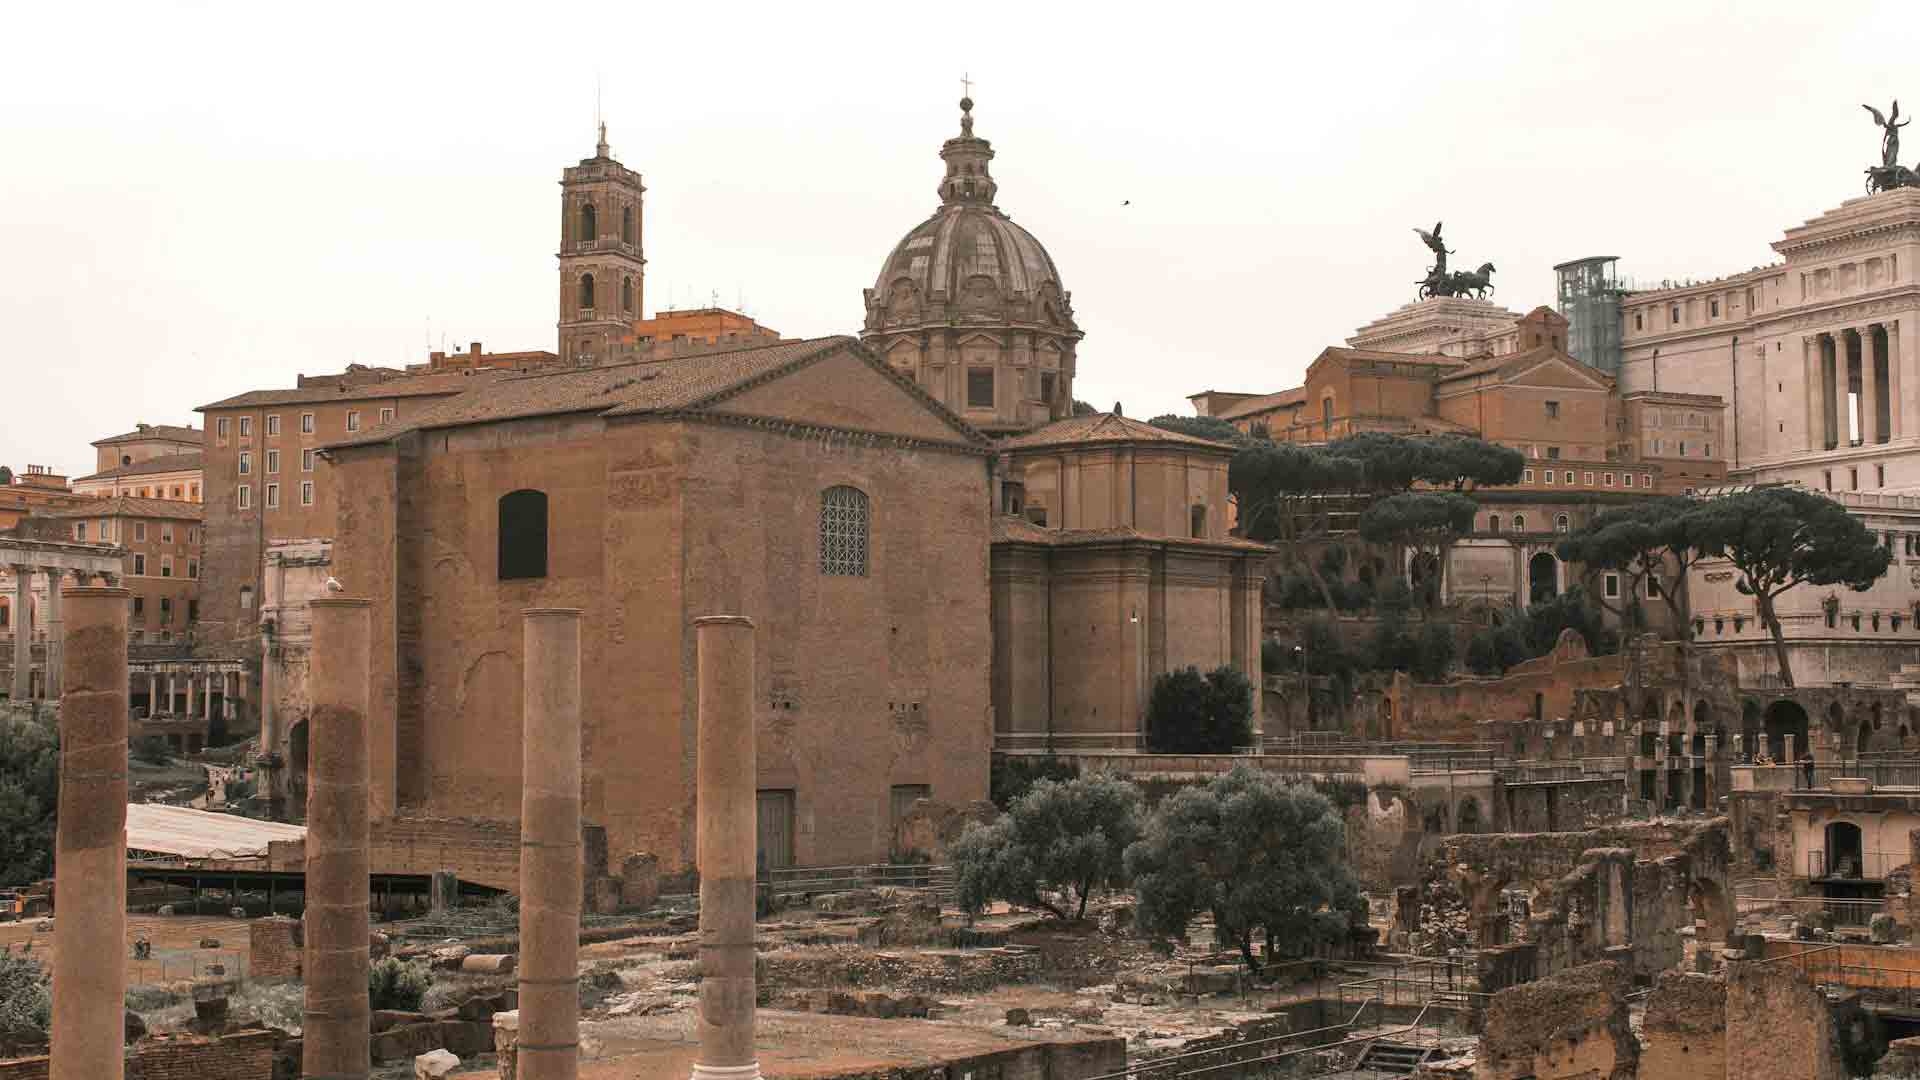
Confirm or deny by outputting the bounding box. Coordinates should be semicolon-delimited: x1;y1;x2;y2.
368;957;432;1012
1146;666;1254;753
989;755;1078;811
1413;623;1456;682
129;736;172;765
0;949;51;1053
954;775;1144;920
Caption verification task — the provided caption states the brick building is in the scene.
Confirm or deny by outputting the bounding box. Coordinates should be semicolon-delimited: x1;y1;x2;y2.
26;495;204;645
72;422;205;501
0;465;89;531
194;367;503;729
321;335;994;872
990;413;1268;748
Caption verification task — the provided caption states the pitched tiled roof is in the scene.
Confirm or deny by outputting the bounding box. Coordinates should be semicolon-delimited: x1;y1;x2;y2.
1437;344;1612;386
198;371;498;411
74;452;204;482
996;413;1236;452
93;425;202;447
1215;387;1306;421
991;515;1270;552
323;336;989;450
35;495;204;521
1319;346;1465;368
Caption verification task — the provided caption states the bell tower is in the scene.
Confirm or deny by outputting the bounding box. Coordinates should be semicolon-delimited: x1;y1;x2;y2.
558;124;646;366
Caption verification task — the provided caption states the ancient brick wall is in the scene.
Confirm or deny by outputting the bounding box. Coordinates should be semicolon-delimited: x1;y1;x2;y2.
1725;961;1847;1080
1640;971;1726;1080
248;915;301;978
1390;632;1622;740
1478;962;1636;1080
1504;778;1624;833
0;1031;277;1080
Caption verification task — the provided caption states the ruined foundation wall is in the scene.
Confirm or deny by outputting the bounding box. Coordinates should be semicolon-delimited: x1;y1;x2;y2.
1639;971;1727;1080
1724;961;1847;1080
1478;961;1636;1080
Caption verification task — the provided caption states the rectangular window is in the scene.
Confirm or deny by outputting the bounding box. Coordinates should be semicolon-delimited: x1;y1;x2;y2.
160;556;172;578
188;560;198;579
1642;475;1652;488
266;414;281;436
302;449;316;472
1647;578;1661;598
1543;470;1554;485
1824;470;1834;491
1039;371;1056;406
300;480;314;506
187;527;196;544
1623;473;1633;488
1584;472;1594;485
239;416;252;436
238;484;251;510
160;524;172;543
134;521;147;541
188;599;199;622
1523;469;1534;483
1850;468;1859;491
133;553;146;576
1565;471;1575;484
1634;312;1643;331
159;597;171;623
379;407;395;424
1604;573;1620;599
1709;298;1720;318
1547;446;1560;460
132;596;144;618
265;482;280;509
238;451;252;475
98;519;110;541
1545;400;1560;419
346;410;362;432
1705;443;1712;458
965;370;994;409
216;417;230;441
74;522;87;541
1679;441;1688;457
266;449;280;473
1878;464;1887;488
1604;472;1615;486
301;412;315;434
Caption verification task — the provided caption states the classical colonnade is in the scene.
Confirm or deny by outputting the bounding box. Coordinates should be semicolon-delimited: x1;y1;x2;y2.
5;540;126;703
1805;321;1903;450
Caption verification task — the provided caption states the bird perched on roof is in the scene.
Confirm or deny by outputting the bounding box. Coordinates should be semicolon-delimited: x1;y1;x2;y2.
324;576;344;593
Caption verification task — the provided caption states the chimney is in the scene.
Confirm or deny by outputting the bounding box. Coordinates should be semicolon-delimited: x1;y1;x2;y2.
470;342;483;358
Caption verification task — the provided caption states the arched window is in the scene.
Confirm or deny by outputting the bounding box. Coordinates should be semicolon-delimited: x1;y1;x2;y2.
1190;505;1207;539
621;206;634;244
1489;514;1502;532
579;202;597;242
1512;514;1526;532
622;276;634;312
1555;513;1571;533
579;273;595;310
820;486;870;577
499;489;549;580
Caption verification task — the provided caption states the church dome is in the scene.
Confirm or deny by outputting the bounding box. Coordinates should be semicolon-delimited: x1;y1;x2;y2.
861;98;1082;434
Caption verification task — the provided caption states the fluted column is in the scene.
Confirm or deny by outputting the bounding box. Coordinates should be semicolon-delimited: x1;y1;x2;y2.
50;586;129;1080
304;597;372;1080
9;567;29;702
42;570;63;699
520;609;583;1080
1860;326;1882;446
1803;335;1821;452
1890;320;1907;440
692;615;760;1080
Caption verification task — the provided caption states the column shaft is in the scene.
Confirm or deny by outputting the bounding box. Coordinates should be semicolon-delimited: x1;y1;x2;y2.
147;672;158;715
43;571;63;699
1894;320;1914;440
50;586;129;1080
1832;333;1849;447
1803;336;1820;452
185;668;196;717
202;672;212;720
304;598;372;1080
1860;326;1881;446
9;567;29;702
693;616;760;1080
520;609;583;1080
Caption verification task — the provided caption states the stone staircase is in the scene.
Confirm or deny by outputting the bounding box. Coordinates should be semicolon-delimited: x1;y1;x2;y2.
1351;1041;1433;1075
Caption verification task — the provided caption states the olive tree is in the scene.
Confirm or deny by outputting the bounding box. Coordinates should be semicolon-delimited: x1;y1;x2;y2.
953;775;1145;921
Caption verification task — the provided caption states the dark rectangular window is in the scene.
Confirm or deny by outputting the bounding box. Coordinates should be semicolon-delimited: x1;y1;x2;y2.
498;489;549;580
967;368;994;409
1544;401;1560;419
1039;371;1056;406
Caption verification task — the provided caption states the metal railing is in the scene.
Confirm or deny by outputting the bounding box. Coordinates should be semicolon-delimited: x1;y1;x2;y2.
1805;848;1904;883
1081;999;1385;1080
758;863;952;899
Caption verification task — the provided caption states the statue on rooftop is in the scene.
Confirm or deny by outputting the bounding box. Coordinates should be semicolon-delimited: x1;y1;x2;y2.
1863;100;1919;193
1414;222;1494;300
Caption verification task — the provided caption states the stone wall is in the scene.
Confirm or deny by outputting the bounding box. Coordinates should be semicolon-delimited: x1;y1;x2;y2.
1639;971;1726;1080
1478;961;1636;1080
0;1030;278;1080
1505;779;1624;833
1390;631;1622;740
1724;961;1847;1080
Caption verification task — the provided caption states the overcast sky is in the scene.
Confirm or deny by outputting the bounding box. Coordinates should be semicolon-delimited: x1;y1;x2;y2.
4;1;1914;477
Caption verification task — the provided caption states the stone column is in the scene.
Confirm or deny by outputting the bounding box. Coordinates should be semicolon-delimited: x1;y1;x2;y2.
202;672;213;721
165;673;175;715
262;635;281;815
520;609;583;1080
49;585;129;1080
1892;319;1912;440
1860;327;1881;446
692;615;760;1080
1803;336;1821;452
1832;333;1850;447
42;570;64;699
304;597;372;1080
185;667;196;718
9;566;30;703
147;672;158;715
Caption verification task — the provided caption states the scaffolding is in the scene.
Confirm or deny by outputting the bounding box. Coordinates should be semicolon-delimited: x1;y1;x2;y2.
1555;256;1626;374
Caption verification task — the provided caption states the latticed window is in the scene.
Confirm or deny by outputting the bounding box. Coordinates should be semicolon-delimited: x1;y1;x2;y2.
820;486;870;577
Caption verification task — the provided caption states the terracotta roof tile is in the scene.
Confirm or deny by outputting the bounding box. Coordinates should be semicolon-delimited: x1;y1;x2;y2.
197;371;498;411
1215;387;1306;421
74;452;204;482
996;413;1236;452
323;336;989;450
36;495;204;521
92;425;203;447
